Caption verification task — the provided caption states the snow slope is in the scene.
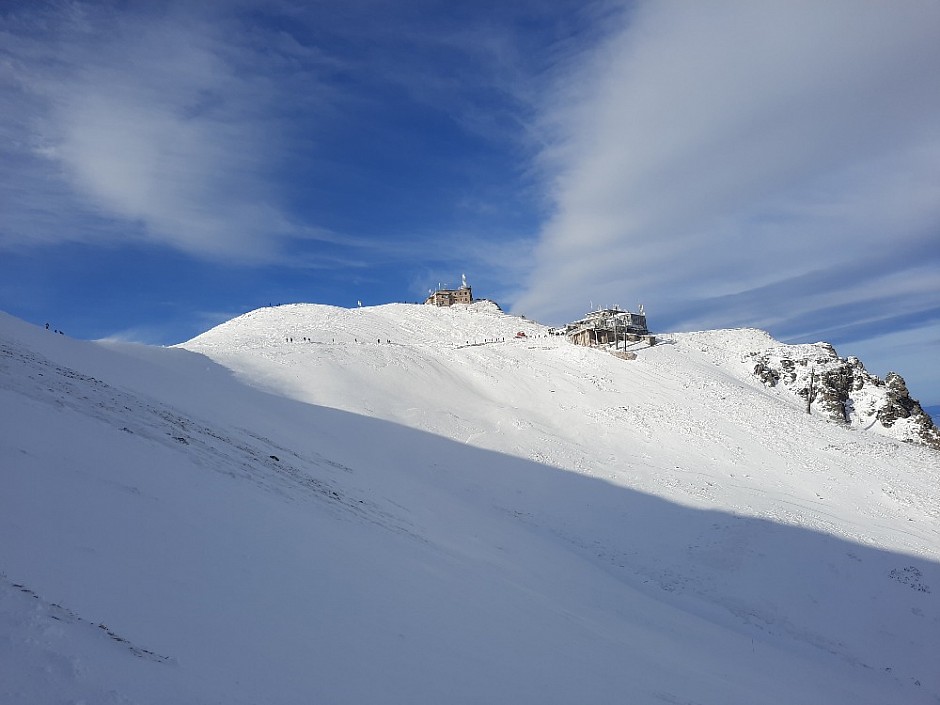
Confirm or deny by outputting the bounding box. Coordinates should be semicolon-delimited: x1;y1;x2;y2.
185;304;939;556
2;305;939;704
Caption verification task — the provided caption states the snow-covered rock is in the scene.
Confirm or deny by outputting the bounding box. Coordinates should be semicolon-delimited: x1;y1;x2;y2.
747;339;940;449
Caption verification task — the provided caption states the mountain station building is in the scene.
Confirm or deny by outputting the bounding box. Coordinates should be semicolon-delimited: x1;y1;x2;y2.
560;307;655;348
425;275;473;307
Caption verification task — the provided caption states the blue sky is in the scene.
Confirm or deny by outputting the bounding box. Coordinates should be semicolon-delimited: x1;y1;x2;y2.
2;1;939;408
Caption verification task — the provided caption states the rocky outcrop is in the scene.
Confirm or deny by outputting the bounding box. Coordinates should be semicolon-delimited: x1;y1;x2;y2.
748;343;940;450
876;372;940;447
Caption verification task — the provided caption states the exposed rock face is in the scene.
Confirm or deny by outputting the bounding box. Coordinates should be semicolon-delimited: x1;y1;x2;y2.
748;343;940;450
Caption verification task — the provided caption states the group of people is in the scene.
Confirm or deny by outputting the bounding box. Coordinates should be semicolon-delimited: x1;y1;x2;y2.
282;336;394;344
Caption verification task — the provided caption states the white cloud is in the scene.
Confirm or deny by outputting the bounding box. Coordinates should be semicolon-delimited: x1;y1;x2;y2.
1;3;327;261
514;0;940;340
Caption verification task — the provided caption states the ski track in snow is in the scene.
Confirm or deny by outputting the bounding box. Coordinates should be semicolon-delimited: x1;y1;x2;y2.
0;572;171;663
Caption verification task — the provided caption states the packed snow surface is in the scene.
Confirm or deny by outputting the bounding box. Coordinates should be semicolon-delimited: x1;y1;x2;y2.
2;303;938;704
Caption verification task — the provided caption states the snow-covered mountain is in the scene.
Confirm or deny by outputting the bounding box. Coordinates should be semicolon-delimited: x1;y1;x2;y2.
1;304;938;704
183;301;940;454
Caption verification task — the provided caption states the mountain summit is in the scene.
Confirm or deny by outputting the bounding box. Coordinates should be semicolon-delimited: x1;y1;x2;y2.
183;301;940;451
2;304;938;704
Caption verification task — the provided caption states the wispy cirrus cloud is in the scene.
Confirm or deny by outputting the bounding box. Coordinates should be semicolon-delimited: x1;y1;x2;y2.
1;2;336;261
0;1;562;268
515;1;940;334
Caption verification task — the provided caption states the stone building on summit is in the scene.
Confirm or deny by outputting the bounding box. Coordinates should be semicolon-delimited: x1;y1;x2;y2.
425;274;473;307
